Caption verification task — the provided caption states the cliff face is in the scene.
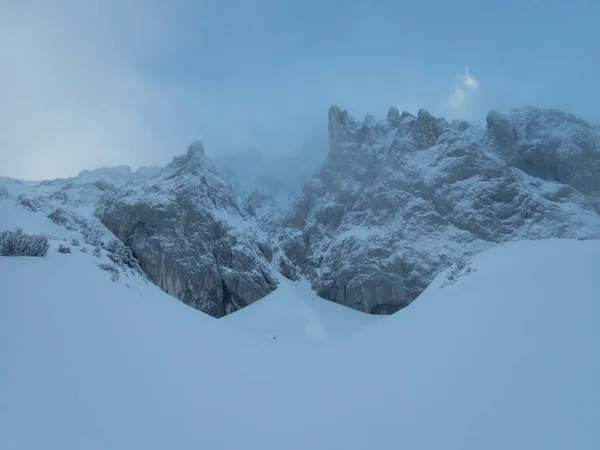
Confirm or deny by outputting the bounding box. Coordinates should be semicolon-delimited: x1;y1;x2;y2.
98;142;277;318
278;106;600;313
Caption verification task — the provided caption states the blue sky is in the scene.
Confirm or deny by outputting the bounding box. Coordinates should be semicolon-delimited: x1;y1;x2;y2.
1;0;599;179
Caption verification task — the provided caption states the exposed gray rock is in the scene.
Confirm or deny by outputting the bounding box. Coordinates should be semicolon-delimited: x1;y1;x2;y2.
272;248;301;282
411;109;444;149
98;142;278;318
244;186;284;235
399;110;414;122
506;108;599;200
279;105;600;314
387;106;401;126
486;110;516;157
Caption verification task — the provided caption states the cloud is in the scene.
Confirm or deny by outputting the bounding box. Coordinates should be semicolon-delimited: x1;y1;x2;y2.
0;0;330;180
0;1;185;180
0;2;492;180
448;67;480;110
462;70;480;91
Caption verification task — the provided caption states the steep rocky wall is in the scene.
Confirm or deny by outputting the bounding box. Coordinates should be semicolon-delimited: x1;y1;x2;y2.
99;143;277;318
279;106;600;313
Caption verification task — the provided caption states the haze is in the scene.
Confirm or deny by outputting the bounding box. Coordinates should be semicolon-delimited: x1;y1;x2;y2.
1;0;599;180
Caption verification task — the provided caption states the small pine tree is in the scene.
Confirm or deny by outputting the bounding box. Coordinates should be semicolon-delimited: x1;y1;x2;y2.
106;238;137;268
58;244;72;254
97;263;120;282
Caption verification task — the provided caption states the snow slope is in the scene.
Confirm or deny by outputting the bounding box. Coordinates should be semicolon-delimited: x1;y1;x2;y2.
2;238;599;450
221;277;383;344
0;197;73;240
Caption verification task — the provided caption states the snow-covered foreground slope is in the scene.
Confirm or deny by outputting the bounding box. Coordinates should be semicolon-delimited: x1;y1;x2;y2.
221;277;382;343
2;238;599;450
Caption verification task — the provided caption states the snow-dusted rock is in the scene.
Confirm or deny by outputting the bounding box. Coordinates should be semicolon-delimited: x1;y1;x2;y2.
244;186;285;235
6;167;134;247
98;142;278;318
487;107;600;205
279;106;600;313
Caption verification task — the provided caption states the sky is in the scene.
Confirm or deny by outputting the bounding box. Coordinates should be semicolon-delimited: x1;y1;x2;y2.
1;0;599;180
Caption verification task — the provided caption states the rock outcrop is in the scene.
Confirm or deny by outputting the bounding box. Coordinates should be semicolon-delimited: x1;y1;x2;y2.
98;142;277;318
279;106;600;313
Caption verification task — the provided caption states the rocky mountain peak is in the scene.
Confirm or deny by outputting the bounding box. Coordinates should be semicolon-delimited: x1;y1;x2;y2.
279;104;600;314
411;109;444;149
98;143;277;318
486;110;516;155
486;107;600;205
387;106;401;125
328;106;354;153
187;140;206;159
168;140;214;175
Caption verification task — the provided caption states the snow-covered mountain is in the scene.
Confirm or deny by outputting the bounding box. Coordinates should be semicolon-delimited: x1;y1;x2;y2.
2;234;599;449
1;105;599;319
97;142;279;318
3;103;600;448
279;106;600;313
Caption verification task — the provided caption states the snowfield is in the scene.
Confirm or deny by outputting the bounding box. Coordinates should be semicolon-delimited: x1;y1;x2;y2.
221;277;383;344
2;233;599;449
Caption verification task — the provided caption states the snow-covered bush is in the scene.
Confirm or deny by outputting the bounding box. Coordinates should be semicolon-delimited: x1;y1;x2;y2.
97;263;120;281
80;246;88;253
19;198;38;212
93;246;102;257
71;238;80;246
48;208;71;226
0;228;50;257
105;238;138;269
48;209;104;245
79;220;104;247
58;244;72;254
441;258;475;288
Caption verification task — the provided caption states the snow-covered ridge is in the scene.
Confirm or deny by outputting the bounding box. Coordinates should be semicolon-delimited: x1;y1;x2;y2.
0;142;296;318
